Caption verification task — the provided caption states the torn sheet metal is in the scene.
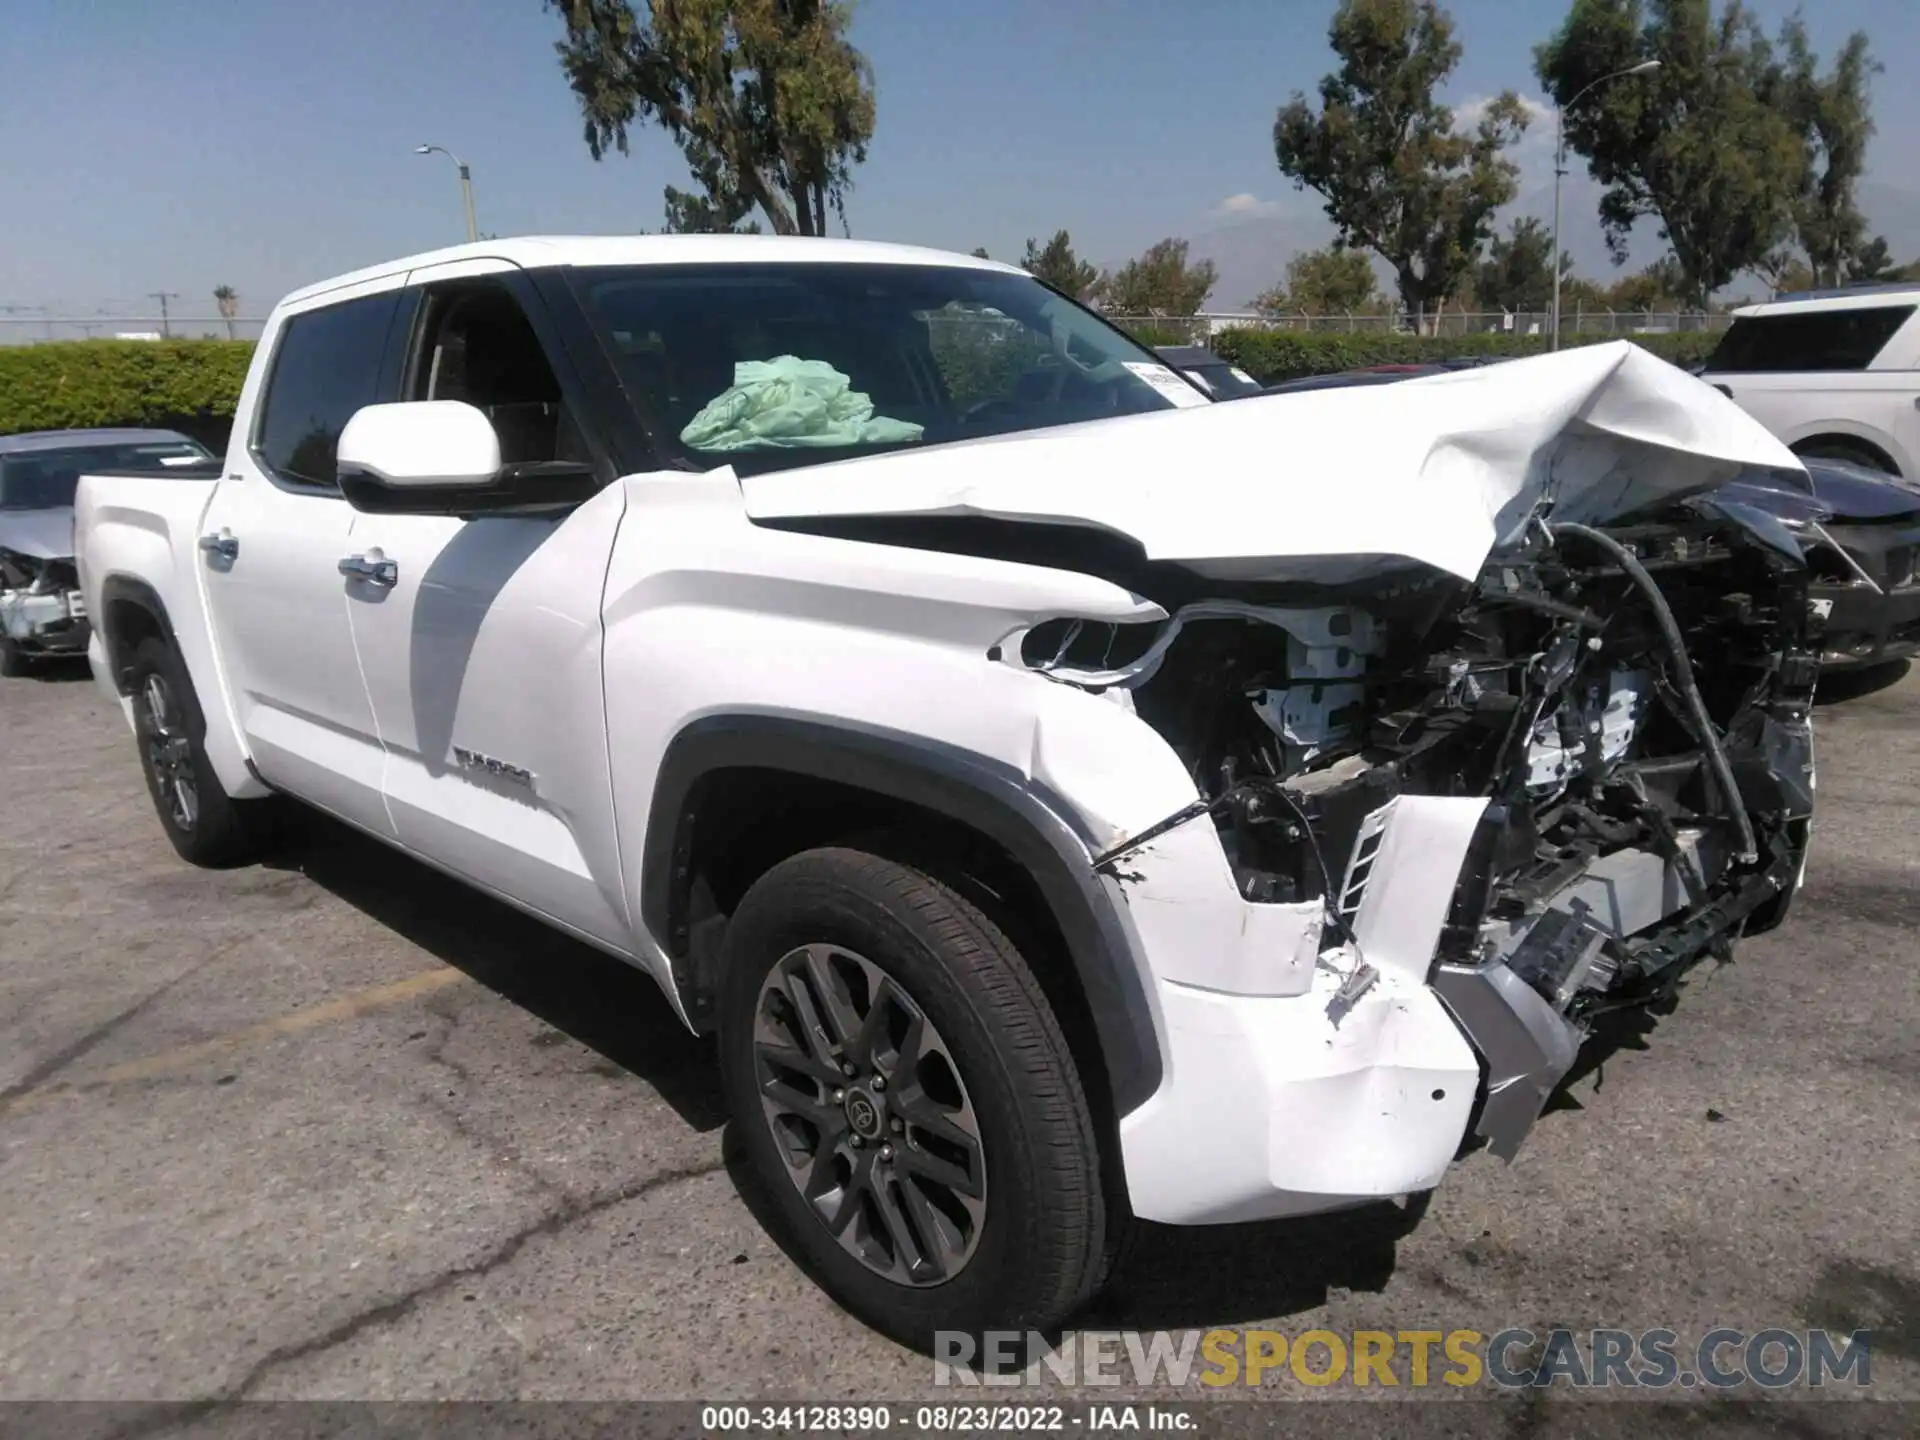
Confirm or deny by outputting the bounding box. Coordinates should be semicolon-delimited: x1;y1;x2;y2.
740;341;1804;584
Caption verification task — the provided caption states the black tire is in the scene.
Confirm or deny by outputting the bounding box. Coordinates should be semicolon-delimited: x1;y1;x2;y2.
126;635;273;867
718;846;1107;1352
0;637;30;678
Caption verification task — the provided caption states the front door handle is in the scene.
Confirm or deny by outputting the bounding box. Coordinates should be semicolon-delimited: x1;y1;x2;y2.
197;529;238;561
337;553;398;588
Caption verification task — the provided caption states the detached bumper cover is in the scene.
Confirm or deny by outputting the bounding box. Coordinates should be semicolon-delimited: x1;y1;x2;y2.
1116;796;1491;1224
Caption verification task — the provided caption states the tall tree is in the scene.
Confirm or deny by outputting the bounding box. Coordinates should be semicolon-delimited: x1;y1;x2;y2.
1273;0;1530;316
662;156;763;232
1535;0;1805;308
1776;20;1879;288
1098;239;1217;316
1020;231;1101;299
1474;218;1573;312
546;0;875;237
1848;236;1897;283
212;285;239;340
1752;249;1815;298
1604;255;1689;311
1253;245;1382;315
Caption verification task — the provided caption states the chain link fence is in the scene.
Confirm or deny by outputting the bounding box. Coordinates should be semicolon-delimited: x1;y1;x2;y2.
0;315;269;345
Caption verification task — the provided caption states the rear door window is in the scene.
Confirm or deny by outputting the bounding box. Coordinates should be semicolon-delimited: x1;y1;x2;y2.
254;292;401;490
1706;305;1916;373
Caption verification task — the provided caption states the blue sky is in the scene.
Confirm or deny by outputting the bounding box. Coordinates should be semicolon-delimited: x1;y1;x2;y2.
4;0;1917;321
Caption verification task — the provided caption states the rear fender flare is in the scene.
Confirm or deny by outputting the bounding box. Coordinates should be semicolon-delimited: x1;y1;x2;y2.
97;575;266;799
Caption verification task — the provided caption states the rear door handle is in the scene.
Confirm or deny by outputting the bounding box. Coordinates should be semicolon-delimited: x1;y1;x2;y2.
338;553;398;588
197;530;238;561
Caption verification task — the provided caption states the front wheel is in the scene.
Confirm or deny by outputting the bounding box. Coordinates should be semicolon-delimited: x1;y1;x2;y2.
718;847;1107;1352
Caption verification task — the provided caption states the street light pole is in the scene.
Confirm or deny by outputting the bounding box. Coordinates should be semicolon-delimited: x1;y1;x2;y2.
149;291;180;339
415;144;479;243
1550;59;1661;351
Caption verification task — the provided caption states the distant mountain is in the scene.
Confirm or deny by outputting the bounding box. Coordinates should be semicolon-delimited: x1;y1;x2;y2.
1184;210;1339;312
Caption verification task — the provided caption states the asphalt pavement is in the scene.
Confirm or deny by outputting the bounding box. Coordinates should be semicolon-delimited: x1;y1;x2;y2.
2;657;1915;1418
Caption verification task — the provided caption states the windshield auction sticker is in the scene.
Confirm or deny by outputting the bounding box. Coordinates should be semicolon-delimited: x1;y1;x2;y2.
1122;361;1212;407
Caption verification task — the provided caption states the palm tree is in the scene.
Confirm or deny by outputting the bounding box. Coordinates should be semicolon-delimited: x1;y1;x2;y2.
213;285;239;340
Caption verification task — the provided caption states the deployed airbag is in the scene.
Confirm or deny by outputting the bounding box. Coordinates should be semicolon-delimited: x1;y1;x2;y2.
681;356;924;452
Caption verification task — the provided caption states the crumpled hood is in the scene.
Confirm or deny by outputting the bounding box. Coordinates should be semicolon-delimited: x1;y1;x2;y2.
740;341;1804;584
0;507;75;562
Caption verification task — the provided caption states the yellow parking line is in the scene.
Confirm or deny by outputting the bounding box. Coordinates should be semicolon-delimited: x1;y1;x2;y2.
0;965;467;1117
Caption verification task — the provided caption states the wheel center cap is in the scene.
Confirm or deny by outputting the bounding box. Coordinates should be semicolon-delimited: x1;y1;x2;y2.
844;1088;883;1139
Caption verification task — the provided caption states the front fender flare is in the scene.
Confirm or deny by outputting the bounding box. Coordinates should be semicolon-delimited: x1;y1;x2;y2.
640;713;1165;1118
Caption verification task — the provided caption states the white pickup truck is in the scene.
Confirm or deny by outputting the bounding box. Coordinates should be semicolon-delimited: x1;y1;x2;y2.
75;236;1822;1349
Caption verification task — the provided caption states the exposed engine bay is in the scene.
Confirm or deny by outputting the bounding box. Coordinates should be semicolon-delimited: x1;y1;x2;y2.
0;549;88;659
1019;498;1818;1132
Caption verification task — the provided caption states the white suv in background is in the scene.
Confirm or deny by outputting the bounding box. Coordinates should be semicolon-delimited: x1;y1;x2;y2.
1700;282;1920;478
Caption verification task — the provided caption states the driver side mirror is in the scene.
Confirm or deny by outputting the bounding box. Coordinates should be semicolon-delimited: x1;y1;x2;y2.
336;400;598;517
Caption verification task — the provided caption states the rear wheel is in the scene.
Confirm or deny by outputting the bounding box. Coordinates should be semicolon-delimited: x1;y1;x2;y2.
127;636;273;867
718;846;1106;1352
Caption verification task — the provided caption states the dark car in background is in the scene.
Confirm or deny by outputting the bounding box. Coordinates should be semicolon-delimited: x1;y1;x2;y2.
1155;344;1265;399
1776;460;1920;668
1264;356;1505;394
0;428;217;675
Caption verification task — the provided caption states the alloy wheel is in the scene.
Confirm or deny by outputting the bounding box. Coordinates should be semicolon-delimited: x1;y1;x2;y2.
752;943;987;1286
141;673;199;832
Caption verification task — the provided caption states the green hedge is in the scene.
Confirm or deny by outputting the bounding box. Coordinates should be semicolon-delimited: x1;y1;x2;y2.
1210;327;1721;384
0;340;255;443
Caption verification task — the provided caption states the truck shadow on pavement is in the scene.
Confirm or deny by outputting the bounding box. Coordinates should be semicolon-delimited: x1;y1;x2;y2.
265;809;1488;1337
723;1120;1427;1338
263;808;728;1132
1815;657;1910;705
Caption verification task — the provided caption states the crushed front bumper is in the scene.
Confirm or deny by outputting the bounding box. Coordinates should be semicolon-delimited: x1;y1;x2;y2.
0;586;90;656
1115;794;1491;1224
1111;787;1804;1225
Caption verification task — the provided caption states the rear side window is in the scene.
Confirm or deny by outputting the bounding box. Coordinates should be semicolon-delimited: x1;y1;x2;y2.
1706;304;1915;373
254;292;399;489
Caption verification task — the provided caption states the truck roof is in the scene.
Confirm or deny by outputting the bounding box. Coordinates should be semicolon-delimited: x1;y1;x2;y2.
1730;281;1920;319
0;427;199;455
282;234;1025;309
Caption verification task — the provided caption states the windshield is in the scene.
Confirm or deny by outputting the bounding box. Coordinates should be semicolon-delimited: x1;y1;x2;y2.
570;263;1209;475
0;439;214;510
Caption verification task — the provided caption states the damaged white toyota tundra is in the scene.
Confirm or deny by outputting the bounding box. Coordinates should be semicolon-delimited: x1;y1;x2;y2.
73;238;1821;1349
